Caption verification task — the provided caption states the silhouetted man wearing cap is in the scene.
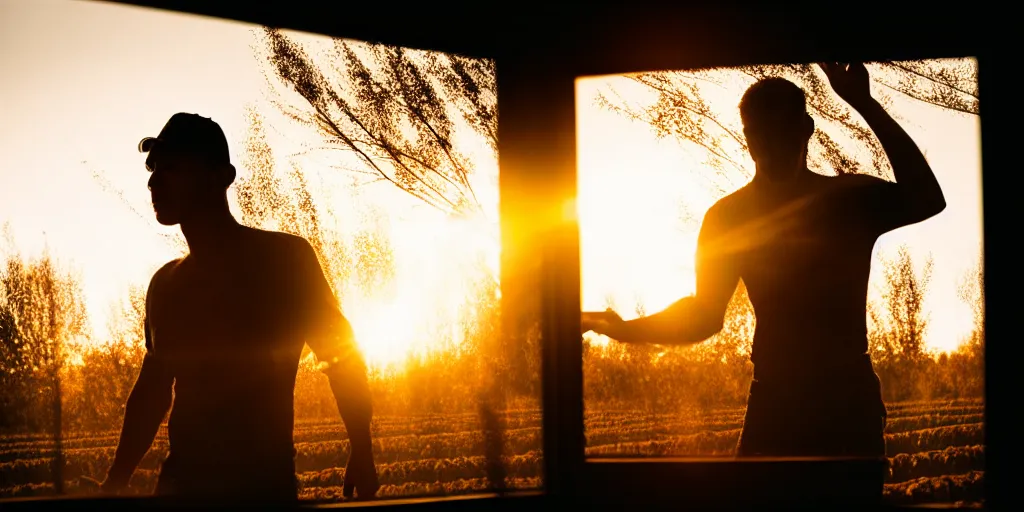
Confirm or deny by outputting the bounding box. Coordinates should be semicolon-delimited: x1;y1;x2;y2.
582;63;946;501
98;113;380;502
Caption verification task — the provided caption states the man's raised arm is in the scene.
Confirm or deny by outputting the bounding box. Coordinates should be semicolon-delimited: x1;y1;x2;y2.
102;317;173;492
584;204;740;345
820;62;947;231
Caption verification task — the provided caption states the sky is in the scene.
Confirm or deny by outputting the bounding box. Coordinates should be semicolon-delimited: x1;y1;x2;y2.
1;0;983;359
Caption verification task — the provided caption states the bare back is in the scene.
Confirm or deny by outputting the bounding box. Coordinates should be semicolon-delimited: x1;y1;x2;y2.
703;172;916;378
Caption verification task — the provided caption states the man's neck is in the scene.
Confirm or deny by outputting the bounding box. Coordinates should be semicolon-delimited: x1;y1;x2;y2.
752;165;816;192
180;208;243;262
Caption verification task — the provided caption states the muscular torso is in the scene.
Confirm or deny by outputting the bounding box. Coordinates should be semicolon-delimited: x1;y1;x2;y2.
712;173;884;376
147;230;310;466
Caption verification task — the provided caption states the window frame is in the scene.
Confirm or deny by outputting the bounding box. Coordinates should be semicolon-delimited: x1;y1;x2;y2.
9;2;1000;509
492;15;996;510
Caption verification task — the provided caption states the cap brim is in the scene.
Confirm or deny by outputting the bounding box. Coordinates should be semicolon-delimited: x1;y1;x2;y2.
138;137;159;153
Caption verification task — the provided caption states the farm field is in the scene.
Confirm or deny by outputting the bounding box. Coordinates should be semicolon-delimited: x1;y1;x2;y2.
0;398;983;506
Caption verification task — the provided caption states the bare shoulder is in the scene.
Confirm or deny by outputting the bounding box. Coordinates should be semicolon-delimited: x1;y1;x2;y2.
145;258;185;303
243;226;318;265
703;184;755;229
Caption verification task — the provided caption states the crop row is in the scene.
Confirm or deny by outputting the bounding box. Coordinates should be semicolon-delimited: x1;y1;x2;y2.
887;445;983;483
583;422;983;459
0;412;984;466
2;419;985;488
1;421;984;489
1;398;980;453
882;470;984;506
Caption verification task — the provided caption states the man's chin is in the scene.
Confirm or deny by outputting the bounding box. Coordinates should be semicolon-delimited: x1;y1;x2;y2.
154;213;180;226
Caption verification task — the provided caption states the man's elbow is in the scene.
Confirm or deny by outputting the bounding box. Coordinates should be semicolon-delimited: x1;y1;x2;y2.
913;192;947;223
690;320;724;344
665;319;722;345
931;194;948;217
658;300;725;345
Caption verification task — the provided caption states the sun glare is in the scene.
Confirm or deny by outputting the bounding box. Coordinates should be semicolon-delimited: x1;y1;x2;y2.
338;211;498;369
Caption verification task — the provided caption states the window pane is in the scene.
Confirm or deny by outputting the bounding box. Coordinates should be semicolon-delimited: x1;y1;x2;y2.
577;59;983;507
1;0;541;503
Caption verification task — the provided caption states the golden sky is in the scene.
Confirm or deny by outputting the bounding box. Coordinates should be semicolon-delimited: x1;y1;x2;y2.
1;0;982;361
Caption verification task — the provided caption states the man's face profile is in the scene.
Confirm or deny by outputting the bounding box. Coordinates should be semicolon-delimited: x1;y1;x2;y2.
146;146;211;226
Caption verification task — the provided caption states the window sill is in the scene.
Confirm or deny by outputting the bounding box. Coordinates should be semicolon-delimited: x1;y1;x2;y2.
0;491;546;511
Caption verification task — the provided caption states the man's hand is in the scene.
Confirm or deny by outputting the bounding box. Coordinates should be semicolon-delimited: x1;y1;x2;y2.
343;449;380;500
78;473;129;496
818;62;874;109
581;309;625;339
99;475;130;495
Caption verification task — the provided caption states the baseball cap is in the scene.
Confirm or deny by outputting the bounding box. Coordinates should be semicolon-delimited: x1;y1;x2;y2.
138;113;231;168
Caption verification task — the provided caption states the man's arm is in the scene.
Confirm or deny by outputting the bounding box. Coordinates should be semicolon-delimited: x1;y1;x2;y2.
595;204;740;345
854;98;946;229
820;62;947;233
103;316;173;490
296;242;373;461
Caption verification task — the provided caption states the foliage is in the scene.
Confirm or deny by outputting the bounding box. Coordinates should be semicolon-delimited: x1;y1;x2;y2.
0;241;89;433
252;29;523;397
234;105;356;297
871;245;934;363
257;28;496;219
61;286;147;432
867;247;985;401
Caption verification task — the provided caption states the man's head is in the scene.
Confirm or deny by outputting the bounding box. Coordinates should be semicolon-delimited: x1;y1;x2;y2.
739;78;814;182
140;113;236;226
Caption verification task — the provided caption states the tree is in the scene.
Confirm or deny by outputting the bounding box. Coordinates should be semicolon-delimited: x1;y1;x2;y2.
883;246;934;361
0;240;89;433
952;255;984;396
597;59;978;199
871;246;934;361
234;105;357;297
63;285;148;431
257;28;496;219
255;28;526;400
868;246;934;401
957;255;984;349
